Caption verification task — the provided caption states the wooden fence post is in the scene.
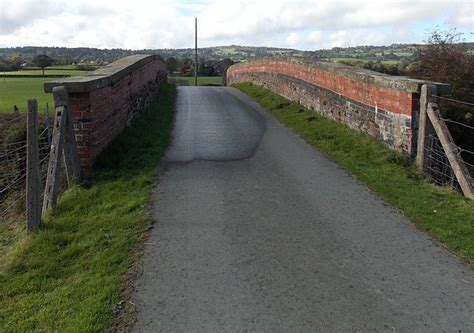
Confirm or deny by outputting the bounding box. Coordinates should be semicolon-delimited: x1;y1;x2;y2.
426;103;474;199
55;88;81;182
42;103;67;214
416;84;437;171
42;86;82;214
52;87;81;184
26;99;41;231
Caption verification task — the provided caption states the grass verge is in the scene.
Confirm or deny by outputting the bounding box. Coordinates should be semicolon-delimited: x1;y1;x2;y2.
233;82;474;264
0;83;175;332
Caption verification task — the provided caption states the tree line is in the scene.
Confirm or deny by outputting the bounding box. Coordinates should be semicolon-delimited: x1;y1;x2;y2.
165;57;234;77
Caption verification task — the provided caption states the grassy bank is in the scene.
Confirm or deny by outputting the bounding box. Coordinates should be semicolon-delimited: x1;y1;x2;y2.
233;83;474;264
0;83;175;332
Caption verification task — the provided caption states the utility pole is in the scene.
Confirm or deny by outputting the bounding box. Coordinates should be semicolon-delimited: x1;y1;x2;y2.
194;17;198;86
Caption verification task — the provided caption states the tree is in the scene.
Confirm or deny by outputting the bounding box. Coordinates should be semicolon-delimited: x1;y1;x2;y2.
213;58;235;76
32;54;54;76
9;54;24;70
397;58;410;74
413;28;473;100
411;28;474;165
165;57;178;73
180;58;193;76
412;28;474;111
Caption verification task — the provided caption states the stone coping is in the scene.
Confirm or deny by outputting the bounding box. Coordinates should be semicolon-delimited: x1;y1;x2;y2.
227;57;451;94
44;54;161;93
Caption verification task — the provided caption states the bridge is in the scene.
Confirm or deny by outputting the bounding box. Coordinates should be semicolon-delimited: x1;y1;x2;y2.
43;55;473;331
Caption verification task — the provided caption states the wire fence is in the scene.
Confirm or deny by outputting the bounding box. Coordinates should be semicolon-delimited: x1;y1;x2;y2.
440;117;474;177
422;94;474;194
1;92;80;230
0;111;62;226
423;134;459;188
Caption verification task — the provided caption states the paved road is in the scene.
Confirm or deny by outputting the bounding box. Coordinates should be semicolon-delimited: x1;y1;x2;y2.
132;86;474;332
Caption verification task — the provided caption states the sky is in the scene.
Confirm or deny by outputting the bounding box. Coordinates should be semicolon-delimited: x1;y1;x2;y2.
0;0;472;51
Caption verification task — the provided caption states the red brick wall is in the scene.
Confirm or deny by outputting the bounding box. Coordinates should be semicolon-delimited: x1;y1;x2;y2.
66;58;167;170
227;59;424;155
228;60;416;116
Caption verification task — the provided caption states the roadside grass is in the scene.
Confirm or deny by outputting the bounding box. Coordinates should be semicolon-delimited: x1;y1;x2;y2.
169;76;223;86
233;83;474;264
0;83;176;332
0;225;21;267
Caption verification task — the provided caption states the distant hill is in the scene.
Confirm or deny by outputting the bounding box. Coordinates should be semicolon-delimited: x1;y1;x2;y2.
159;45;305;61
0;45;304;64
0;43;472;65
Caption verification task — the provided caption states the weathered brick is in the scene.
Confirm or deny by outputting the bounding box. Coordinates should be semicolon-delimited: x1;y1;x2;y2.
227;60;426;156
48;55;167;171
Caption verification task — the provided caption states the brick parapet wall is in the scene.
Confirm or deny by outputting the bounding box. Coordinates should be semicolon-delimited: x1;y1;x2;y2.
226;59;450;156
45;55;167;170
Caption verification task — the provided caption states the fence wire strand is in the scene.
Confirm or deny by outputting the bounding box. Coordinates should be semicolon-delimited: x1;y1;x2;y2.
423;134;460;188
425;95;474;190
0;115;26;128
441;117;474;131
0;112;57;225
433;94;474;107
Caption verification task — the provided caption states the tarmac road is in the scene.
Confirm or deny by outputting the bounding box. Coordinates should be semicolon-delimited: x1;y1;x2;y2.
132;86;474;332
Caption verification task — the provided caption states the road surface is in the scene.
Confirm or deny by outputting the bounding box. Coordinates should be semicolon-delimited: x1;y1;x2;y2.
132;86;474;332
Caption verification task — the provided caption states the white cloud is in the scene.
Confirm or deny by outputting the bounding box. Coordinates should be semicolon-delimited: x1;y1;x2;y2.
450;2;474;28
0;0;472;50
285;32;300;47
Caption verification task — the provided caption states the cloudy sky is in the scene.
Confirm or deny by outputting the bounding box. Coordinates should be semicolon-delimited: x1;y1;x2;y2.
0;0;472;50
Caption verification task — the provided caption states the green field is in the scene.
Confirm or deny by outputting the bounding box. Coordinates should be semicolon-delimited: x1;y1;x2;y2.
0;75;222;113
47;64;102;70
332;57;400;65
169;76;223;86
0;68;98;113
23;65;103;70
1;69;88;76
0;77;55;113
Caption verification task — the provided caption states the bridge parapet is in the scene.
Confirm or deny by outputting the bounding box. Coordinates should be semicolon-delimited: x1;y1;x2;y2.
226;58;450;156
45;55;167;170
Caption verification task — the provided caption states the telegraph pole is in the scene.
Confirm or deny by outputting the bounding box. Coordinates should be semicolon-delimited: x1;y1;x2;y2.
194;17;198;86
